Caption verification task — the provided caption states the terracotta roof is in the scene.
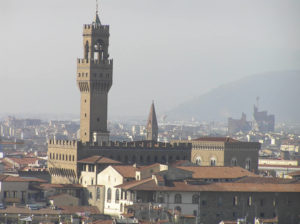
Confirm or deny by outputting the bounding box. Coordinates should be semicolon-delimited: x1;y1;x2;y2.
0;206;60;215
116;177;153;189
258;217;278;223
118;178;300;193
192;137;239;142
40;183;83;189
288;171;300;176
178;166;257;179
235;176;299;184
19;177;47;183
137;163;161;171
259;164;300;168
112;165;138;178
92;220;113;224
78;155;121;164
5;157;39;165
59;206;100;215
0;175;29;182
170;160;193;167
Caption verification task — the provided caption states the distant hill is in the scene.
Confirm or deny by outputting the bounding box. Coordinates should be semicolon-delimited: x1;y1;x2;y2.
167;71;300;122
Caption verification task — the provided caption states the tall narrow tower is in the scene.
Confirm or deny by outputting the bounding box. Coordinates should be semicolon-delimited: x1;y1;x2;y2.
146;101;158;141
77;8;113;143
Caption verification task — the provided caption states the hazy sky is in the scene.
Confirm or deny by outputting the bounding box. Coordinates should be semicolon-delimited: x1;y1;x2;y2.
1;0;299;119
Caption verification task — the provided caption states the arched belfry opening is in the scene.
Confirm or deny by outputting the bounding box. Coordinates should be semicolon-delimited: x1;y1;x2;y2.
84;41;89;60
94;39;105;62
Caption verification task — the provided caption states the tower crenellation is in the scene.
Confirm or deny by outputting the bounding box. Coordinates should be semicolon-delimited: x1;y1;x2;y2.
77;11;113;143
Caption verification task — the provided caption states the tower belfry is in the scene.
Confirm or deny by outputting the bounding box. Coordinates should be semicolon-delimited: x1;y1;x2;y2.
77;6;113;143
146;101;158;141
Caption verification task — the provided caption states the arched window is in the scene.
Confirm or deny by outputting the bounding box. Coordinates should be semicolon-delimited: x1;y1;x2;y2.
69;155;71;161
210;157;216;166
192;194;199;204
161;156;166;164
175;194;182;204
107;188;111;202
169;156;173;162
96;187;100;200
94;39;105;61
231;158;237;166
154;156;158;162
245;158;251;170
84;41;89;59
115;189;120;203
147;156;151;163
195;157;202;166
140;156;144;163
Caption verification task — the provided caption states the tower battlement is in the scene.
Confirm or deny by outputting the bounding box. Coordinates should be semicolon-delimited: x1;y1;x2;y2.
48;139;79;148
83;24;109;32
83;141;192;150
77;58;113;66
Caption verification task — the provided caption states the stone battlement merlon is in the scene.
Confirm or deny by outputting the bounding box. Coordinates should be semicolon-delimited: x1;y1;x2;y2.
80;141;191;150
77;58;113;66
48;139;79;148
83;24;109;33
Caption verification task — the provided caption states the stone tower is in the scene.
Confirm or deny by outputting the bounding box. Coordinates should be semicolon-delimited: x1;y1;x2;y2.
77;9;113;143
146;101;158;141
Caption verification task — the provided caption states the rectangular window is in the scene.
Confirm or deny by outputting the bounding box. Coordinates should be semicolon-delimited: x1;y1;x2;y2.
201;200;207;206
13;191;17;198
248;196;252;206
233;196;238;206
260;199;264;206
21;191;26;201
4;191;9;198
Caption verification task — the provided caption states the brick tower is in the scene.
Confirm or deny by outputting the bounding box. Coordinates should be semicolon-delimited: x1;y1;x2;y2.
77;9;113;143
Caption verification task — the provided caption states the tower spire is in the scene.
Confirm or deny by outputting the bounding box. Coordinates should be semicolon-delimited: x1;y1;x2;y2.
94;0;101;25
146;101;158;142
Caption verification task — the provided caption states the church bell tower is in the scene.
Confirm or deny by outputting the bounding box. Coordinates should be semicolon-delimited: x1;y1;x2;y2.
77;7;113;143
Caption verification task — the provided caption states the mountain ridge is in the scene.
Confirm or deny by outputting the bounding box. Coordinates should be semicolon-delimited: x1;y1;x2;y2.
167;71;300;122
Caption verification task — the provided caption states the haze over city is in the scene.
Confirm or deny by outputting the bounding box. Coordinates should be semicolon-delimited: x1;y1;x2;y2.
1;1;300;223
1;0;300;119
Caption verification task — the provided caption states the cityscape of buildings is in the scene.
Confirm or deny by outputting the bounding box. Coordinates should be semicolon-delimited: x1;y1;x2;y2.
0;3;299;224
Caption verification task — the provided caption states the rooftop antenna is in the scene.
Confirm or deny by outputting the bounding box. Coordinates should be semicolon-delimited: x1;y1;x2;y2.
94;0;101;25
96;0;99;15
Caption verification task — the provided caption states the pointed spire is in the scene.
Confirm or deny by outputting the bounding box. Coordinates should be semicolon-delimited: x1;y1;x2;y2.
146;101;158;141
94;0;101;25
